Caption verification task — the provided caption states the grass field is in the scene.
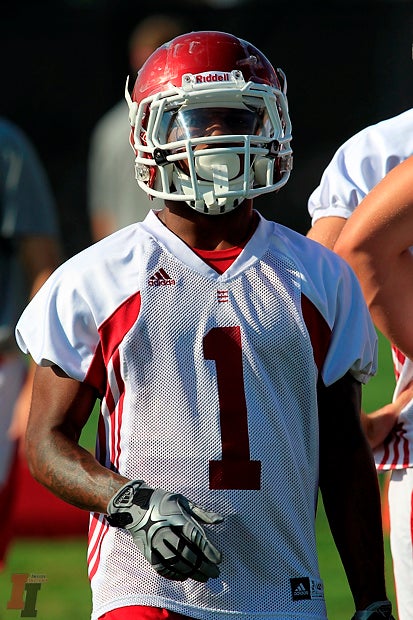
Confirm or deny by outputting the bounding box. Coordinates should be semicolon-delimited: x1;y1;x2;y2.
0;332;398;620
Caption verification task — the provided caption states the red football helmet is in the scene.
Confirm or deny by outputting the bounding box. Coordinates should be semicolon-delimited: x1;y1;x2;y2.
125;31;293;214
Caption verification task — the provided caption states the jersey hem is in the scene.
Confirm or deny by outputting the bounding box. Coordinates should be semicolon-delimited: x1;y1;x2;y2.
310;206;353;225
376;463;412;471
91;596;327;620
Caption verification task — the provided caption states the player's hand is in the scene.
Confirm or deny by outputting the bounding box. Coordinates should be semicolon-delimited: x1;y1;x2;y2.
351;600;395;619
107;480;223;582
362;379;413;450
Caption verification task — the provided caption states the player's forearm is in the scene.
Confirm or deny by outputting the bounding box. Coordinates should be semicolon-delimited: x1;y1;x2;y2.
321;443;387;608
25;364;128;513
361;409;398;450
26;429;128;513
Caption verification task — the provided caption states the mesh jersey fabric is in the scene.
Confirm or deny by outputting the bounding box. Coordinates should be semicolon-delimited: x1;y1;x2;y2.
16;210;377;620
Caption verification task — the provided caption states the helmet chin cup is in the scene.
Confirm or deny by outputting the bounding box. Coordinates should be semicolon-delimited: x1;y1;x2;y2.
195;152;240;181
172;162;251;215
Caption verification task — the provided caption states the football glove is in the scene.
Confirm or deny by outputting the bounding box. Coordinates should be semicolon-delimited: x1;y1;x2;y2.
107;480;223;582
351;600;395;620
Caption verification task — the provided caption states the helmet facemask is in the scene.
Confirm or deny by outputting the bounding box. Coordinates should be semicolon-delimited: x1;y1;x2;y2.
126;67;292;215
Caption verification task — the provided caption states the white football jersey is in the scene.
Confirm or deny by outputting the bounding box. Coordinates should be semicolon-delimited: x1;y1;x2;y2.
16;210;377;620
308;107;413;224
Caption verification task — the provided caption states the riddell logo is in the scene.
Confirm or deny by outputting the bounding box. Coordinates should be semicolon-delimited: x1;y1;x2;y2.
148;268;176;286
195;72;231;84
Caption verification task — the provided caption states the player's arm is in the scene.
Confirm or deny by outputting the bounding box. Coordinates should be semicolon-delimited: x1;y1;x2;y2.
306;215;347;249
317;371;389;611
26;364;223;582
26;364;127;511
361;381;413;450
334;156;413;360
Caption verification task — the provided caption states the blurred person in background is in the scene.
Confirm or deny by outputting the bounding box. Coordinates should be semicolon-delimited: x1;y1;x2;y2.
0;116;61;570
87;13;186;241
306;110;413;620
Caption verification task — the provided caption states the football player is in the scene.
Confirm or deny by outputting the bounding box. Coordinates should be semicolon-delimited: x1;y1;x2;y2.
16;31;393;620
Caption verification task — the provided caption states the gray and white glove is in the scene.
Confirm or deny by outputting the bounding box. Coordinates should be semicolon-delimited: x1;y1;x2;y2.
107;480;223;582
351;600;395;620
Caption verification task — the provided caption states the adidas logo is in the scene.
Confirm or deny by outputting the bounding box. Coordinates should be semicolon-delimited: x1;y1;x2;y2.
294;583;309;596
290;577;310;601
148;268;176;287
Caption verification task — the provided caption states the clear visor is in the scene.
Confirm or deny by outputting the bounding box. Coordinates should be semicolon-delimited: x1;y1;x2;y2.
163;106;273;145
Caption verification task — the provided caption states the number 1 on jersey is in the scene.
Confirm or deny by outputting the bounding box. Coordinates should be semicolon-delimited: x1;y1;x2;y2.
203;326;261;490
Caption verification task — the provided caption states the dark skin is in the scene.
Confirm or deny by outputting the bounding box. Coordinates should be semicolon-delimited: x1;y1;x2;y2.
317;372;387;608
25;199;388;610
156;198;259;250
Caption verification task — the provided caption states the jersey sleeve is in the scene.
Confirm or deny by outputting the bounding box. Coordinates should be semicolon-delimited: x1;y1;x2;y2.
308;123;407;225
15;225;146;386
15;262;100;382
320;255;378;386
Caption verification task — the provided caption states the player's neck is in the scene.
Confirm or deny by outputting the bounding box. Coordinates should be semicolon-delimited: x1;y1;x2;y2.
158;200;258;251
